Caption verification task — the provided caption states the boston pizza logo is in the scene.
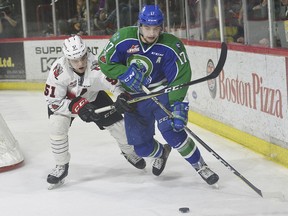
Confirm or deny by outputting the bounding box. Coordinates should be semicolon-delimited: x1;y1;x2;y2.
207;59;217;99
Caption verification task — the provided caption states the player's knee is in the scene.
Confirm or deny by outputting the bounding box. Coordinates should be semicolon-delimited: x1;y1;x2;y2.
49;133;68;143
157;115;171;133
133;141;155;157
158;116;188;148
49;114;70;134
161;128;188;148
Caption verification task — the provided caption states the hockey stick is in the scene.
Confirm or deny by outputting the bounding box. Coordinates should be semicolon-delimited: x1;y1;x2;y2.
184;127;285;201
94;42;227;114
133;42;228;100
144;86;286;201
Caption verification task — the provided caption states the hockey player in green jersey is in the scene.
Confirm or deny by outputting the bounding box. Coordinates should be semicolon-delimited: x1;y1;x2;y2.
98;5;219;185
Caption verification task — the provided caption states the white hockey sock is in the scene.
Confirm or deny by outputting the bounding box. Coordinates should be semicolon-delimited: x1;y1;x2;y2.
106;120;135;154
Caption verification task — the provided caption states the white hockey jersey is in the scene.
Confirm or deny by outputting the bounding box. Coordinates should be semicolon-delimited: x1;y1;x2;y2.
44;52;122;117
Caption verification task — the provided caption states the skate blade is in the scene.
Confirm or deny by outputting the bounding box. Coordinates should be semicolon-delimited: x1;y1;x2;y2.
47;179;65;190
262;192;286;202
212;183;220;189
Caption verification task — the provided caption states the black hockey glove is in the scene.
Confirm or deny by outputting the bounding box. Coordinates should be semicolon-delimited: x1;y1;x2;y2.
69;96;100;123
114;92;135;114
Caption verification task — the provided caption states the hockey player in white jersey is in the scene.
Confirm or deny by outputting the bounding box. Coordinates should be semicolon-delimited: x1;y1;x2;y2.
44;35;146;189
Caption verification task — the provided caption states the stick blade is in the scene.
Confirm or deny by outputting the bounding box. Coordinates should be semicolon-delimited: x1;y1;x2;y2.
262;192;287;202
209;42;228;79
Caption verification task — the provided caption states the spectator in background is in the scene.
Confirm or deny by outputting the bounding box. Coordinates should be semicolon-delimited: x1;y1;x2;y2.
281;0;288;7
246;0;268;19
94;0;136;35
58;0;88;35
224;0;244;43
58;0;107;36
0;0;21;38
90;0;105;18
68;0;88;35
188;0;200;25
206;0;244;43
252;0;267;10
279;0;288;19
91;0;108;35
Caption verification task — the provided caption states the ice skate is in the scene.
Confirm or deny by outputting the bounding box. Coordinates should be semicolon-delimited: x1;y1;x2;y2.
193;158;219;185
47;163;69;190
152;144;172;176
122;151;146;169
196;165;219;185
47;178;66;190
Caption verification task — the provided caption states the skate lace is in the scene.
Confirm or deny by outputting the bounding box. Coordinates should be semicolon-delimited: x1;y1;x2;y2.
153;158;163;169
153;145;170;170
123;153;142;164
50;165;66;178
197;166;214;179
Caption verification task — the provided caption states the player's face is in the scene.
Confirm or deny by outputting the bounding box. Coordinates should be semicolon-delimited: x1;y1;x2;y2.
140;25;162;44
69;53;88;73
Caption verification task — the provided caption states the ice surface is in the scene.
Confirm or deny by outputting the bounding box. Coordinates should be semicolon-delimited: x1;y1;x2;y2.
0;91;288;216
